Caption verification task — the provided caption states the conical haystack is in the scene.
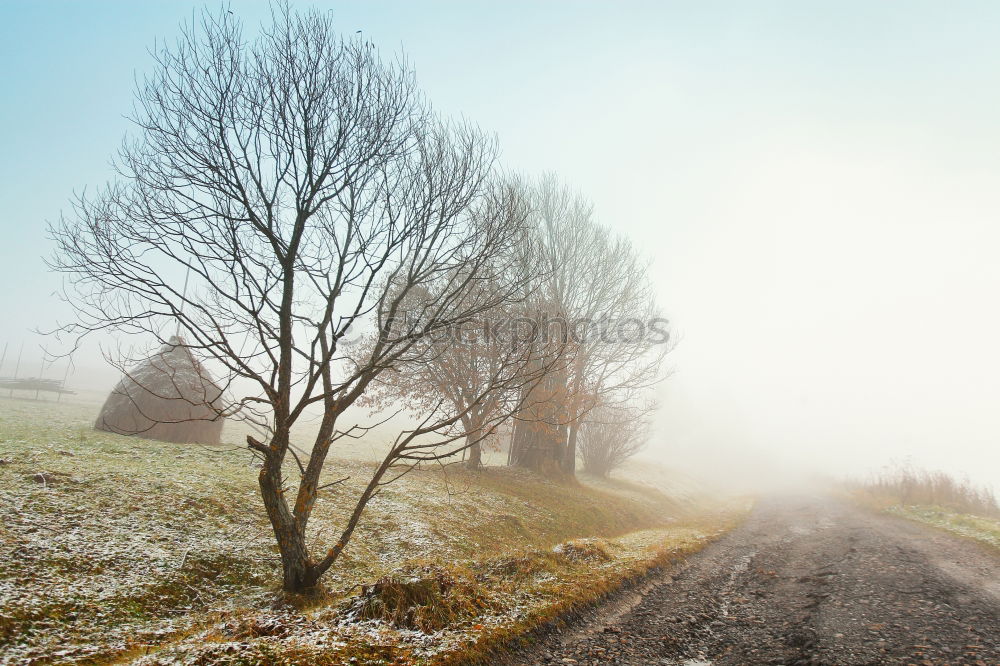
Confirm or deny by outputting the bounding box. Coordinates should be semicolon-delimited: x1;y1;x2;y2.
95;337;225;444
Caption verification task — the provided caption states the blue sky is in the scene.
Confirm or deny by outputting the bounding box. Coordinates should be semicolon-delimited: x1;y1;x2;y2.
3;1;1000;486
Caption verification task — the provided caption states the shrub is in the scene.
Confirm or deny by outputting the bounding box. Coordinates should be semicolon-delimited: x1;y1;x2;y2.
850;465;999;518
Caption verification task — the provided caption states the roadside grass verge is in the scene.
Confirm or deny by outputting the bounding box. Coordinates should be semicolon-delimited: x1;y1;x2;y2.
885;505;1000;551
846;465;1000;551
847;465;999;518
0;398;739;665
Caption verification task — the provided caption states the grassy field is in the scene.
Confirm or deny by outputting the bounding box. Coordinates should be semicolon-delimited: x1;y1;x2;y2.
0;397;743;665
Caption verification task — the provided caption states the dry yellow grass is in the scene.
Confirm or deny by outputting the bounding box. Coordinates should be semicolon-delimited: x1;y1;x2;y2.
846;466;1000;551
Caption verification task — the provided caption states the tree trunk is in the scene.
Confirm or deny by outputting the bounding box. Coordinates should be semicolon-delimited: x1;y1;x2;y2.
461;412;483;470
466;438;482;469
510;419;568;477
509;362;572;478
562;419;580;475
258;455;313;591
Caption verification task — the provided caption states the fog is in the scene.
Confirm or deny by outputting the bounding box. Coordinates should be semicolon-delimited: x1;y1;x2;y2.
651;145;1000;491
2;1;999;491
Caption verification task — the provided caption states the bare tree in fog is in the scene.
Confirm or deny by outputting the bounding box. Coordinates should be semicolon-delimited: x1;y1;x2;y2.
578;400;654;478
509;175;669;478
360;197;566;470
49;7;527;592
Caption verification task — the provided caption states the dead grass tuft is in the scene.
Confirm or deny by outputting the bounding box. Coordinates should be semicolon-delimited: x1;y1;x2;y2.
25;470;74;486
344;564;494;631
223;611;305;639
554;538;612;562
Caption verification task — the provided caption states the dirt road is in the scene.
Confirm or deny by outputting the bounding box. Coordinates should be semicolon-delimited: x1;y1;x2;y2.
521;496;1000;665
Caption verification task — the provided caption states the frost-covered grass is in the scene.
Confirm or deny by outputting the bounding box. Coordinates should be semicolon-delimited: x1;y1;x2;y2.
0;397;735;665
886;505;1000;550
0;399;276;664
136;518;744;665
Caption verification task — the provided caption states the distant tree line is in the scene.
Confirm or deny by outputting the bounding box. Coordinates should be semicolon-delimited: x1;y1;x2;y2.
49;5;669;592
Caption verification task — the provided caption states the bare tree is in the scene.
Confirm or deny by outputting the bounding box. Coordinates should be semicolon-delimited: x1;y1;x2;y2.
556;235;666;476
48;6;528;592
360;299;555;471
358;181;576;471
509;175;669;477
578;400;654;478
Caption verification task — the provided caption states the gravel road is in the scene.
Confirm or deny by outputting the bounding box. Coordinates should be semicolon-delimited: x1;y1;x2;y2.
521;495;999;665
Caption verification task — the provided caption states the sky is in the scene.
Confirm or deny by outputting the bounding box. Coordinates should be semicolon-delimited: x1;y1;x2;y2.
2;1;1000;489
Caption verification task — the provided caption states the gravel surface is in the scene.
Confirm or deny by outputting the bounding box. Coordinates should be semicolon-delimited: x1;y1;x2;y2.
520;495;1000;665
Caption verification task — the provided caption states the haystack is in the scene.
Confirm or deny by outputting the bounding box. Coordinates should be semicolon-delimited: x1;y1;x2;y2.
95;337;225;444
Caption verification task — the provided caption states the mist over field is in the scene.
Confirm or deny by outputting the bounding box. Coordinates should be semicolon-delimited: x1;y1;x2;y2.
4;1;999;493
